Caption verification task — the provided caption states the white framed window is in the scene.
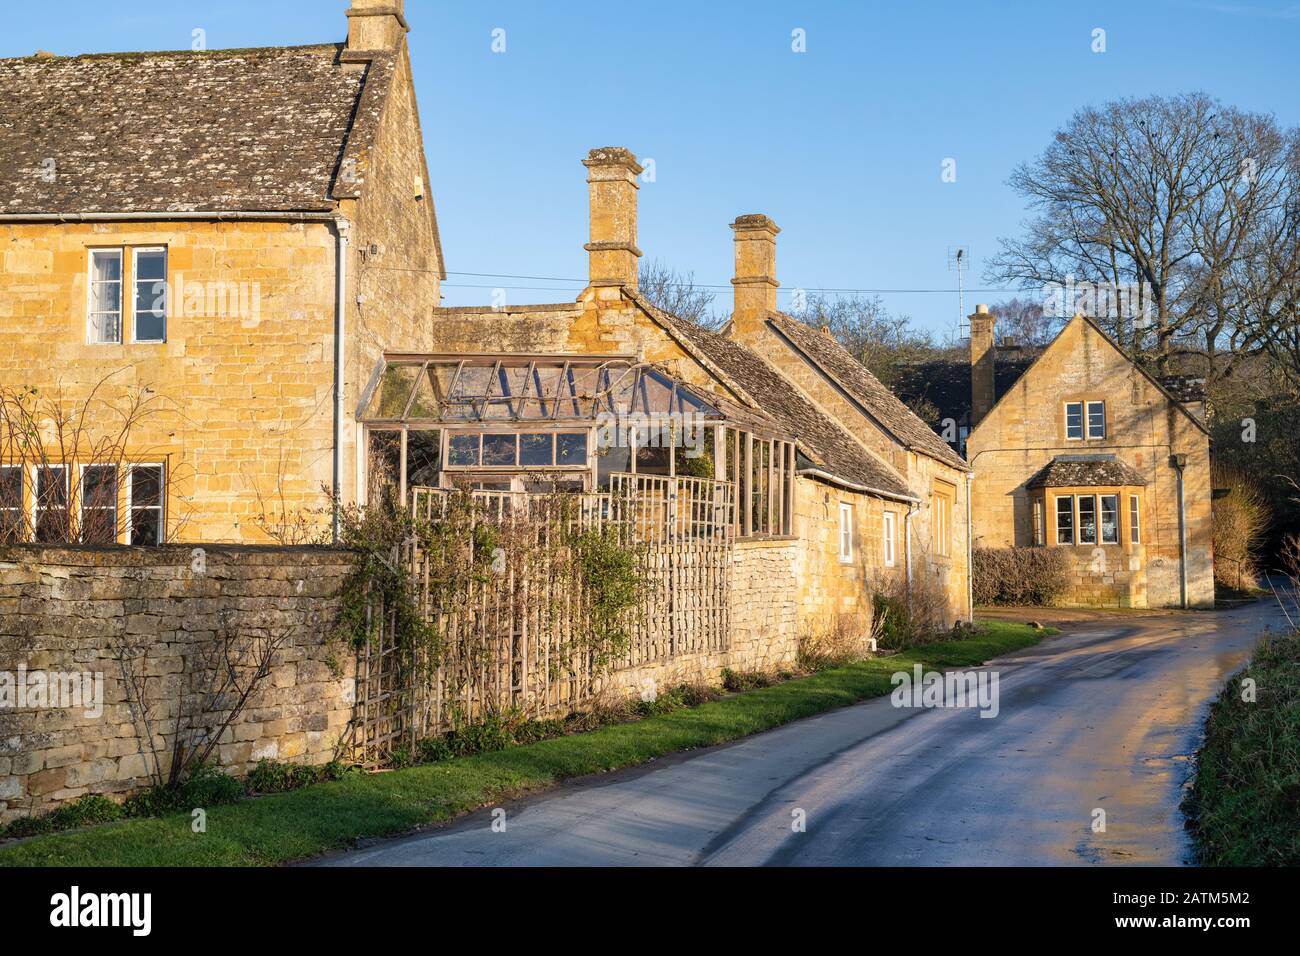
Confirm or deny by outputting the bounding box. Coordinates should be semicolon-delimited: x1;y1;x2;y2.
32;465;69;543
1064;401;1083;440
1078;494;1097;544
1129;495;1141;544
1055;495;1074;544
0;466;22;543
1086;401;1106;439
838;502;854;563
1032;497;1045;546
88;249;123;344
1100;494;1119;544
883;510;896;567
133;247;167;342
128;464;164;545
932;486;953;557
80;464;119;544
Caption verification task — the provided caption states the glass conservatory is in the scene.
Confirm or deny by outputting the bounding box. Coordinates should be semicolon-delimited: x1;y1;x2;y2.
357;354;798;536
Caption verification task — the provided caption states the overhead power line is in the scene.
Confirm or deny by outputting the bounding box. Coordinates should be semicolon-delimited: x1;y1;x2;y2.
443;271;1019;296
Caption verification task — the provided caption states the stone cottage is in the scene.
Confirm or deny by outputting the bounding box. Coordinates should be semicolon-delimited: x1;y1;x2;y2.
0;0;442;544
895;306;1213;608
365;146;974;634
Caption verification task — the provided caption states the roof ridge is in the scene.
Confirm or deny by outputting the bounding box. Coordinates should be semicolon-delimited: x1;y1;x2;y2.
0;43;344;64
629;293;913;500
765;311;969;470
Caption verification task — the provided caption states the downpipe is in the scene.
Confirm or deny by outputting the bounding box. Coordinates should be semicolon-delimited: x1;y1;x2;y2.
965;472;975;623
333;218;352;545
1171;453;1187;609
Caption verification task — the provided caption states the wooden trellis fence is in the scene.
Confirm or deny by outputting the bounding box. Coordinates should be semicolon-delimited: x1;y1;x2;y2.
352;474;734;765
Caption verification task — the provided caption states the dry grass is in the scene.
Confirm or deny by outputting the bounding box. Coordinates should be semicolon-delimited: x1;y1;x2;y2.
871;569;952;649
1212;464;1268;592
798;608;884;670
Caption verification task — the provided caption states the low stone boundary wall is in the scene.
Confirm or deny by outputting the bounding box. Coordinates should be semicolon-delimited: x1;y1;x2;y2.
0;537;801;825
602;537;800;698
0;545;355;825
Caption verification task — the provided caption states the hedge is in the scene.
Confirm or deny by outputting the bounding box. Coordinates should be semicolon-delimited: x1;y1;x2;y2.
972;546;1072;606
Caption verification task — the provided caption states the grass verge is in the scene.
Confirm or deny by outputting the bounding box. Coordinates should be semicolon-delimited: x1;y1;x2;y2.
1184;628;1300;866
0;619;1050;867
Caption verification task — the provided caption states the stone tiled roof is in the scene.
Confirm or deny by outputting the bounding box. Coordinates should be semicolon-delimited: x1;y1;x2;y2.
635;297;913;499
892;353;1039;438
766;312;968;470
0;44;384;214
1026;456;1148;489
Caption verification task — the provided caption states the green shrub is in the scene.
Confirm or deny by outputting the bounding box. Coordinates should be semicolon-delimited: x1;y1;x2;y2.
972;546;1072;606
246;759;352;794
1;794;124;840
721;668;776;692
122;765;243;818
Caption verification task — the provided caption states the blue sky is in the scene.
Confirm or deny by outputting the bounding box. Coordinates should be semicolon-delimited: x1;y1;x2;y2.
6;1;1298;334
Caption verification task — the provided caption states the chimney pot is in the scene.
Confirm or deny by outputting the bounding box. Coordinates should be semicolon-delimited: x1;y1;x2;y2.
583;147;643;290
730;214;780;341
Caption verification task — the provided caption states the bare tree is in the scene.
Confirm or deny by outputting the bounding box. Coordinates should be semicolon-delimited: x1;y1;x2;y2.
788;293;941;386
986;297;1059;347
637;259;721;328
0;372;189;544
987;92;1300;380
116;614;293;788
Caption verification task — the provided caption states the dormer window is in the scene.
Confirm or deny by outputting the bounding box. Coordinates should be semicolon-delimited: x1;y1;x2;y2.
1065;400;1106;440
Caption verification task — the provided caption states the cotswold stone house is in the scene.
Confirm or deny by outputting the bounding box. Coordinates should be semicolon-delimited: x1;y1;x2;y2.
0;0;442;543
0;0;970;631
895;307;1213;608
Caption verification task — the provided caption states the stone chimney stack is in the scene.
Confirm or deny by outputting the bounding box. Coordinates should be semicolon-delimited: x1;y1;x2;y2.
730;214;780;338
969;304;996;427
583;147;643;290
347;0;408;51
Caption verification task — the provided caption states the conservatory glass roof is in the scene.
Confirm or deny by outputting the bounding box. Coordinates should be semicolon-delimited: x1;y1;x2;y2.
359;356;724;424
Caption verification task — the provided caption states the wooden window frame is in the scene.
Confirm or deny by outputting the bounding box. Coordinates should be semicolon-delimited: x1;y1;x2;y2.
931;481;955;557
0;465;23;542
78;463;120;545
883;509;897;567
1064;401;1083;441
87;248;124;345
131;246;168;344
1054;494;1075;545
838;501;854;563
31;464;70;543
1086;400;1106;439
127;463;166;546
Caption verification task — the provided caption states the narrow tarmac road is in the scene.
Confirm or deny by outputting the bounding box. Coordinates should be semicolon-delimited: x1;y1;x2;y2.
316;600;1286;867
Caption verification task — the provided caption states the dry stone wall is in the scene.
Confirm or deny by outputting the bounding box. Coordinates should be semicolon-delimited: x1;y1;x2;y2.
0;545;355;825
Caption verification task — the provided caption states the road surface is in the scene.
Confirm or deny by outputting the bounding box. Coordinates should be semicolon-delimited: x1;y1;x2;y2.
316;600;1285;866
